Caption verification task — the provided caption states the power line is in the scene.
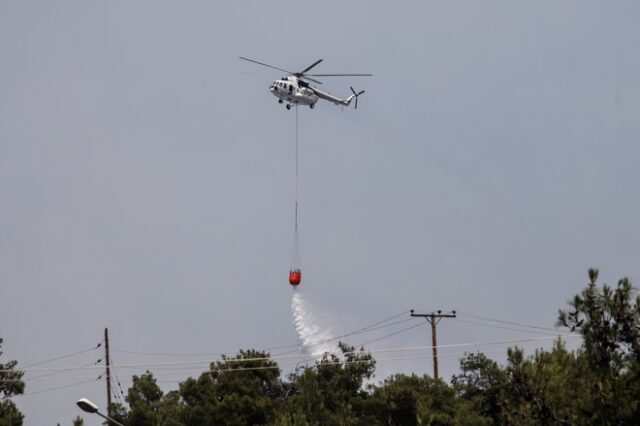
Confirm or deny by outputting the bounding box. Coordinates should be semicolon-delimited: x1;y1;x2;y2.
5;337;583;384
18;378;98;396
146;339;584;377
454;318;572;336
21;343;102;369
275;321;425;372
268;316;418;358
343;310;413;336
339;318;417;341
27;359;102;381
204;338;583;375
108;353;128;404
456;311;560;333
111;310;415;357
105;312;567;364
356;322;425;347
3;335;581;376
270;317;418;356
112;386;124;405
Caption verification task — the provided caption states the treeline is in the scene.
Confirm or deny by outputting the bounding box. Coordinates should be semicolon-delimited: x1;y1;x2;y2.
109;269;640;425
2;269;640;425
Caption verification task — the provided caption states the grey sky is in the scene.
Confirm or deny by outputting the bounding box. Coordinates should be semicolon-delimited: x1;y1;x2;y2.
1;1;639;424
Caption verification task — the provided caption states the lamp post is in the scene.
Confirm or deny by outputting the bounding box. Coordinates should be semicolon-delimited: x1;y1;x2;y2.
76;398;125;426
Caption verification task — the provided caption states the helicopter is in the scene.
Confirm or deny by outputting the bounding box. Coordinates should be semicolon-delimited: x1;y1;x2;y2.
239;57;372;110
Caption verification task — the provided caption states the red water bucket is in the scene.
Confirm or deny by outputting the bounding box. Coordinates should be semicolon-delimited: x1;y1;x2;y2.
289;269;301;286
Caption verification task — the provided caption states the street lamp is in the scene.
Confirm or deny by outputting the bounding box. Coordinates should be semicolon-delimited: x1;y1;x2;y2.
76;398;125;426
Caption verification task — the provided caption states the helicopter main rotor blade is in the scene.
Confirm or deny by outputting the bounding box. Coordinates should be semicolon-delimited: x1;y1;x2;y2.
299;59;323;74
299;76;323;85
307;73;373;77
239;57;293;75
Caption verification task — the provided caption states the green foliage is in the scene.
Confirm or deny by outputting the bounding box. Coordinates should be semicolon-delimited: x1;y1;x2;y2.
284;343;376;426
452;351;505;424
0;339;24;426
110;349;284;425
71;416;84;426
372;374;462;425
558;269;640;424
125;371;164;426
207;349;282;425
0;402;23;426
0;340;24;401
213;349;281;424
56;269;640;426
109;402;129;425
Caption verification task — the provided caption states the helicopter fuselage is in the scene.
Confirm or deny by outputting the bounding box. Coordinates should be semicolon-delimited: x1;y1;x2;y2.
270;77;318;108
269;76;360;110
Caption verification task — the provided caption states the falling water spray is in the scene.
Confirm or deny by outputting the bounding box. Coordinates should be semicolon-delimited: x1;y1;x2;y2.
291;288;335;354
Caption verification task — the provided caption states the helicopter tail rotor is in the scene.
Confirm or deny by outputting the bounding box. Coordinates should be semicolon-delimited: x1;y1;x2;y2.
350;86;366;109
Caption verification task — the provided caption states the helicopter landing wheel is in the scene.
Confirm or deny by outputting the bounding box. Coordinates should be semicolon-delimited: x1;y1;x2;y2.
278;99;283;104
286;104;291;110
310;103;315;109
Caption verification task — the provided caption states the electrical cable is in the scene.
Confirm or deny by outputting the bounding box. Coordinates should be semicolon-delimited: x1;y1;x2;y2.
4;335;581;375
454;318;572;337
3;338;583;383
355;321;425;348
456;311;561;333
111;310;415;357
367;310;413;328
269;316;417;357
18;377;99;397
270;317;418;355
20;342;102;369
106;312;555;361
26;358;102;381
108;353;128;404
271;317;417;357
146;339;584;377
112;387;122;405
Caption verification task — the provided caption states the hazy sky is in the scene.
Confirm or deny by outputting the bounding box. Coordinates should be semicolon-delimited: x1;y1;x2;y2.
1;1;639;424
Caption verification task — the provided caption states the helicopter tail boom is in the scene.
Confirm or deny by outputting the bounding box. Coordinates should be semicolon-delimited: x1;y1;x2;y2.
312;86;366;109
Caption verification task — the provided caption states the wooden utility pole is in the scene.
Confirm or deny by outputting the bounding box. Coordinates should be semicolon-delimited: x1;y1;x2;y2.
104;327;112;422
410;310;456;380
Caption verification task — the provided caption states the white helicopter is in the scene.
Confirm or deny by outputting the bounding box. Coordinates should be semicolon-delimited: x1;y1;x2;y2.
240;57;372;110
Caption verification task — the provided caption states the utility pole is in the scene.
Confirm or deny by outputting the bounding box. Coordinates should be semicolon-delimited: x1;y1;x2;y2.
104;327;112;423
410;309;456;380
